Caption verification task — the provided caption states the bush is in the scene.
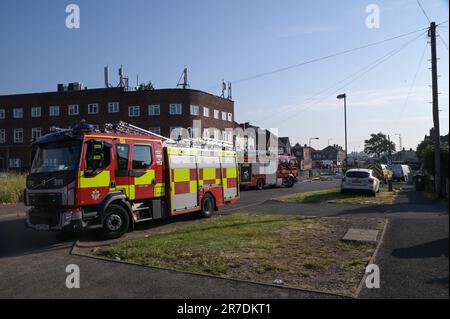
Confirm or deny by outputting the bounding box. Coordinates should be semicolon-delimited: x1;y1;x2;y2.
422;142;449;178
0;173;26;204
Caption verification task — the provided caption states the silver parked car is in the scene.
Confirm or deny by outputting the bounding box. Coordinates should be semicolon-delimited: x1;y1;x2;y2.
341;169;380;196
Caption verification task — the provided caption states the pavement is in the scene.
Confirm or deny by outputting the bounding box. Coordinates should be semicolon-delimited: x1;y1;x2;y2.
0;179;448;299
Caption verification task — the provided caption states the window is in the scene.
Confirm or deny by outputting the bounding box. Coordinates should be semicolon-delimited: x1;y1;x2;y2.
170;104;182;115
203;107;210;117
116;144;129;170
85;140;112;176
222;111;227;121
0;129;5;144
214;109;220;119
14;128;23;143
108;102;119;113
88;103;99;114
32;128;42;140
68;105;79;116
228;113;233;122
148;104;160;116
9;158;21;169
190;105;200;116
128;106;140;117
149;127;161;135
132;145;152;170
49;106;60;117
31;107;41;118
13;108;23;119
0;109;5;119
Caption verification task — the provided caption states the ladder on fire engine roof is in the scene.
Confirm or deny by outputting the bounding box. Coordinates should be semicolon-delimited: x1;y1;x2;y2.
105;121;234;151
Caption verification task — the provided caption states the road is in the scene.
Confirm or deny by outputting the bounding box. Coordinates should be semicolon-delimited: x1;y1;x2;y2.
0;179;447;299
0;179;341;299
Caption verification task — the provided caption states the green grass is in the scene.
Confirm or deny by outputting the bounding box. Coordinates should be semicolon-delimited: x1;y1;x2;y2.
95;214;382;296
0;173;26;204
276;187;397;205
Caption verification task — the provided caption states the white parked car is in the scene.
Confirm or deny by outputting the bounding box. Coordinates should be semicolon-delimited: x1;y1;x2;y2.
341;169;380;196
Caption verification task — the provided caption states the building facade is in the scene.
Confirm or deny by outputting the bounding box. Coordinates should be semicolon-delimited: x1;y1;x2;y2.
312;145;346;168
291;143;313;171
0;86;235;171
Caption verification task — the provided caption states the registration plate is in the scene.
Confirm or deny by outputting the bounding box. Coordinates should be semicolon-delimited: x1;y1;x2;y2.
352;179;363;184
35;224;50;231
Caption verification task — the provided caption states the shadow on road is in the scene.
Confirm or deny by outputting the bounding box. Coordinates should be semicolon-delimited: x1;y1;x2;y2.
0;218;73;258
392;238;449;259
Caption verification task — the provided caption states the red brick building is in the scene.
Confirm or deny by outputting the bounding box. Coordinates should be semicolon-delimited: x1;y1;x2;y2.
0;86;235;171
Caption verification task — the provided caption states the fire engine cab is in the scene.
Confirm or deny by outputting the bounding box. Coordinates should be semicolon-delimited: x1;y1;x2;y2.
240;154;299;190
24;122;239;239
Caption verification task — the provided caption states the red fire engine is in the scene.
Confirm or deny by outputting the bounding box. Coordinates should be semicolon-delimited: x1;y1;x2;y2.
239;154;299;190
24;122;239;239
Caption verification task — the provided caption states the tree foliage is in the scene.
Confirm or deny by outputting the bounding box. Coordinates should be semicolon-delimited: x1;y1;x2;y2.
364;132;396;158
136;81;155;91
422;142;449;178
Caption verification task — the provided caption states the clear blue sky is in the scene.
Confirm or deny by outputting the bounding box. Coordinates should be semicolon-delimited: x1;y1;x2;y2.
0;0;448;151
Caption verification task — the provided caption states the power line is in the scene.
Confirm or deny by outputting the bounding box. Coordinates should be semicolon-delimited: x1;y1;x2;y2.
250;33;425;124
205;26;429;91
437;31;449;51
268;31;427;128
416;0;431;23
398;42;428;121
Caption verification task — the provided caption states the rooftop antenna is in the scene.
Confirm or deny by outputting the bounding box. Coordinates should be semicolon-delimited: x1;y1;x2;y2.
118;65;125;87
227;82;233;100
177;67;190;89
104;65;110;88
221;80;226;98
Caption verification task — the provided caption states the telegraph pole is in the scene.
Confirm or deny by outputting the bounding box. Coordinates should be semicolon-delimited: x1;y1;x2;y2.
429;22;441;196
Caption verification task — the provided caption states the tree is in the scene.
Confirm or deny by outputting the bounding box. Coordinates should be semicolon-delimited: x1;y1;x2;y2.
364;132;396;158
136;81;155;91
422;142;449;178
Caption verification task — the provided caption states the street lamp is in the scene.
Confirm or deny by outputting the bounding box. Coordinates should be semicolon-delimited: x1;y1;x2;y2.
337;94;348;170
309;137;319;148
328;138;333;146
395;133;402;151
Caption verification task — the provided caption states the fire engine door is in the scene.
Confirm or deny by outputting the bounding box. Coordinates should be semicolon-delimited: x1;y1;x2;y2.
129;144;157;201
78;139;114;205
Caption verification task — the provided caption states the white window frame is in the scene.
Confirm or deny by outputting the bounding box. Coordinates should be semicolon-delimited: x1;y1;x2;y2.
9;158;21;169
14;128;23;143
213;109;220;119
222;111;227;121
88;103;99;114
0;108;5;119
190;104;200;116
108;102;120;113
149;127;161;135
0;129;5;144
203;107;210;117
228;113;233;122
170;104;182;115
128;106;140;117
49;106;60;117
31;107;41;118
148;104;160;116
68;104;79;116
31;127;42;140
13;108;23;119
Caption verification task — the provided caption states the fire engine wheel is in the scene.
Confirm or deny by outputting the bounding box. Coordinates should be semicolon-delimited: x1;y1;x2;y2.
256;179;265;190
201;194;215;218
100;204;130;239
285;177;295;188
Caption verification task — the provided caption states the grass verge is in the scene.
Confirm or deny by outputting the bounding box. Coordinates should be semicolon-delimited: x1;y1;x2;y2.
0;173;26;204
276;187;397;205
94;214;385;296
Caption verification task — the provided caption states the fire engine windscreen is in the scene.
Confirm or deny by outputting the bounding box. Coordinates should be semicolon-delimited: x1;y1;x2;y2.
31;141;82;173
